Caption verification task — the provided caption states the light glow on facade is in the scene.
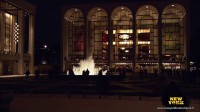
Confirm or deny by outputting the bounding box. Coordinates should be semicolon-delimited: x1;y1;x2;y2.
0;0;35;75
119;34;130;39
62;2;189;73
14;23;19;44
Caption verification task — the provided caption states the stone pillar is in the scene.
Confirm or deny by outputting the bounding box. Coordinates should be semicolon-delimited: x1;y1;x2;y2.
17;10;25;75
62;18;67;71
84;16;89;58
29;14;35;74
0;11;4;75
108;16;113;69
0;11;5;51
0;61;2;75
158;11;162;74
185;12;190;71
132;13;136;73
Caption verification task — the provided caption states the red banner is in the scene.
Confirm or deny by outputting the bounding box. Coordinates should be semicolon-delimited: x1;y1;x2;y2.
74;32;84;51
102;31;107;42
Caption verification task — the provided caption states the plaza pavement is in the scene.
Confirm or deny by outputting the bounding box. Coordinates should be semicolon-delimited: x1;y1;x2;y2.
0;73;200;112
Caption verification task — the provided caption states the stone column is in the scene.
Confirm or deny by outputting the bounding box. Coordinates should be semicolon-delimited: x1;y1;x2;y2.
185;12;190;71
0;61;2;75
84;16;89;58
0;11;5;51
158;11;162;74
0;11;4;75
29;14;35;74
17;10;25;75
108;16;113;69
132;12;136;73
62;18;67;71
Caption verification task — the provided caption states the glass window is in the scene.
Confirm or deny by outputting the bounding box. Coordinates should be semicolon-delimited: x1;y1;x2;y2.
88;7;108;61
64;8;84;61
1;1;18;53
112;6;133;61
136;5;159;73
136;5;158;61
4;13;13;52
162;4;186;62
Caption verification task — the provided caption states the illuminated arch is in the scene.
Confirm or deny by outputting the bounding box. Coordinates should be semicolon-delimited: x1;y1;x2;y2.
87;7;108;62
136;4;159;72
111;6;133;63
64;8;85;61
162;3;186;19
162;3;186;69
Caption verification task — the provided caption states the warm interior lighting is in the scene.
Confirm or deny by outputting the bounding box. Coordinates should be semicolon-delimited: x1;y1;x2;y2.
138;41;150;44
115;63;132;65
5;13;11;18
138;63;158;65
14;23;19;44
106;41;133;45
104;29;150;34
137;29;150;33
125;50;129;52
119;41;133;45
121;47;125;50
113;29;133;34
162;63;180;65
119;34;129;39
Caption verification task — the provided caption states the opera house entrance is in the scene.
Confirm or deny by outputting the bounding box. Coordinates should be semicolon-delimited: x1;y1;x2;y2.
61;1;189;74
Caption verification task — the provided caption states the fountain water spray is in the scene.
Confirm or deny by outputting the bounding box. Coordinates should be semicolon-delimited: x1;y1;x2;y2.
70;55;107;75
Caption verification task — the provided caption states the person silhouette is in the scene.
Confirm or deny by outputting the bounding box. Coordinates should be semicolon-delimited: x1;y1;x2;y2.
82;70;86;76
69;69;75;76
35;69;40;80
98;69;103;76
25;70;30;78
85;69;90;75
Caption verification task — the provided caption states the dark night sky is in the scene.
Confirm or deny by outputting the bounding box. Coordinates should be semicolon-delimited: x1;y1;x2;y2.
26;0;200;64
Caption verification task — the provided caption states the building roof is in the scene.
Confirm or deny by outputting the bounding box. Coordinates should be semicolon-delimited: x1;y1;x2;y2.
4;0;36;14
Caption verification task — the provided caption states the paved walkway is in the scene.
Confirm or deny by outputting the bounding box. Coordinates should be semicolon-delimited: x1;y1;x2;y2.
0;73;200;112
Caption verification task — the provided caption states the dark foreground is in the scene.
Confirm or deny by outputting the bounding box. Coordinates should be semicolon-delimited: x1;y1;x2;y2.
0;73;200;112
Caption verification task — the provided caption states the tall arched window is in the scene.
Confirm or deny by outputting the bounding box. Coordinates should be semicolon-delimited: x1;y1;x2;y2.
111;6;133;62
136;5;159;73
64;8;84;61
162;4;186;69
87;7;108;62
136;5;159;61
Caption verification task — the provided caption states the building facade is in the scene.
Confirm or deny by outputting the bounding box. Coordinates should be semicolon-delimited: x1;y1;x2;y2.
61;0;190;74
0;0;35;75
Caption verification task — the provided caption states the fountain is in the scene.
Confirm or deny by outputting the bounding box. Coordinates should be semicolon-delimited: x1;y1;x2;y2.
67;55;107;75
